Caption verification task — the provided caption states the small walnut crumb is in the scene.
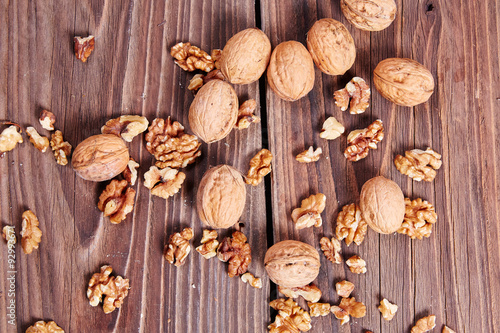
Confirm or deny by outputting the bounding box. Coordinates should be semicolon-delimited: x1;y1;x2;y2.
308;302;331;317
50;130;72;165
411;315;436;333
20;210;42;254
87;265;130;314
143;166;185;199
296;146;322;163
344;119;384;162
378;298;398;321
164;227;194;267
196;229;219;259
26;127;50;152
334;77;371;114
235;99;260;130
291;193;326;229
122;158;139;186
97;180;136;224
74;35;95;62
395;147;442;182
398;198;437;240
26;320;64;333
0;124;23;153
2;226;16;244
442;326;456;333
269;298;312;333
336;203;367;246
331;297;366;325
39;110;56;131
244;149;272;186
241;272;262;289
101;115;149;142
217;231;251;278
279;283;322;303
320;237;342;264
170;42;214;72
336;280;354;298
211;49;222;69
346;255;366;274
320;116;345;140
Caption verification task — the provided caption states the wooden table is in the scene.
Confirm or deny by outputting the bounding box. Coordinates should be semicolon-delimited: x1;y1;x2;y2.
1;1;499;332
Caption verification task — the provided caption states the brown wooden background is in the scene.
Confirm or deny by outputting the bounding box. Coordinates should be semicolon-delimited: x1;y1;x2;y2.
1;0;499;332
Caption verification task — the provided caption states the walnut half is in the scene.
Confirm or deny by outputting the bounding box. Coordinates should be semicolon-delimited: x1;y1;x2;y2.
87;265;130;314
398;198;437;239
98;180;136;224
21;210;42;254
143;166;186;199
394;147;442;182
26;320;65;333
39;110;56;131
170;42;214;72
336;203;367;246
336;280;354;298
217;231;252;278
344;119;384;162
2;225;16;244
291;193;326;229
269;298;312;333
244;149;272;186
320;237;342;264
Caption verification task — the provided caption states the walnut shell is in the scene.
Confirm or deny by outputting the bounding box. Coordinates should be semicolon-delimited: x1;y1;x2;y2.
220;28;271;84
72;134;130;182
373;58;434;106
307;18;356;75
196;165;246;229
267;41;315;101
359;176;405;234
341;0;397;32
189;80;239;143
264;240;320;288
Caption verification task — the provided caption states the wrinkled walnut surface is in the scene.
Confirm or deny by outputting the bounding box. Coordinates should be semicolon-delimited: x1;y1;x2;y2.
98;179;136;224
320;237;342;264
217;231;251;277
344;119;384;161
164;228;194;267
291;193;326;229
21;210;42;254
341;0;397;31
395;147;442;182
87;265;130;314
336;203;367;246
245;149;272;186
398;198;437;239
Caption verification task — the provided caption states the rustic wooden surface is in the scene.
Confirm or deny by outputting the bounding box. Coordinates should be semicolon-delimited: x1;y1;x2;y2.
0;0;499;332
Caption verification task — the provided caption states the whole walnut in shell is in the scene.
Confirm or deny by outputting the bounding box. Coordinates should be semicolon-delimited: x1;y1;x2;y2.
307;18;356;75
264;240;320;288
373;58;435;106
197;165;246;229
72;134;129;182
341;0;397;32
220;28;271;84
189;80;238;143
360;176;405;234
267;41;315;101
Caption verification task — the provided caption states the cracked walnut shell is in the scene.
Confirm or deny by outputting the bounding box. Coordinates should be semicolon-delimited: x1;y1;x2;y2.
334;77;371;114
217;231;252;277
336;280;355;298
39;110;56;131
101;115;149;142
241;272;262;289
278;283;322;303
171;42;214;72
98;179;136;224
74;35;95;62
26;321;64;333
269;298;312;333
164;227;194;267
291;193;326;229
296;146;322;163
308;302;331;317
0;124;23;153
196;229;219;259
378;298;398;321
26;127;50;152
336;203;367;246
235;99;260;130
395;147;442;182
50;130;72;165
320;117;345;140
398;198;437;239
87;265;130;314
331;297;366;325
341;0;397;31
346;255;366;274
344;119;384;162
21;210;42;254
245;149;272;186
143;166;185;199
411;315;436;333
320;237;342;264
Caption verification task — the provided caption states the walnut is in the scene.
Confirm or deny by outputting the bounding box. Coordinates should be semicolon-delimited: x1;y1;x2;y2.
170;42;214;72
143;166;185;199
320;116;345;140
101;115;149;142
341;0;397;32
26;320;64;333
320;237;342;264
346;255;366;274
334;77;371;114
235;99;260;130
217;231;251;278
398;198;437;240
344;119;384;162
164;227;194;267
97;180;136;224
26;127;50;152
411;315;436;333
336;203;367;246
336;280;354;298
291;193;326;229
188;74;204;91
331;297;366;325
74;35;95;62
39;110;56;131
2;225;16;244
188;69;226;92
211;49;222;69
195;229;219;259
269;298;312;333
296;146;322;163
50;130;72;165
0;124;23;153
394;147;442;182
241;272;262;289
278;283;322;303
378;298;398;321
145;117;201;169
20;210;42;254
308;302;331;317
244;149;272;186
87;265;130;314
442;326;456;333
122;158;139;186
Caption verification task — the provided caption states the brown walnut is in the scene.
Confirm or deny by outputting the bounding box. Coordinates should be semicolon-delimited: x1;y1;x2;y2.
341;0;397;32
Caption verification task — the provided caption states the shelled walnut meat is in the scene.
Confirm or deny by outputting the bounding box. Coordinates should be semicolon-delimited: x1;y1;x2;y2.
269;298;312;333
291;193;326;229
336;203;367;246
26;127;50;152
98;180;136;224
336;280;355;298
196;229;219;259
235;99;260;130
320;237;342;264
39;110;56;131
341;0;397;31
170;42;214;72
278;283;322;303
411;315;436;333
241;272;262;289
2;225;16;244
308;302;331;317
0;124;23;153
20;210;42;254
320;116;345;140
344;119;384;162
346;255;367;274
101;115;149;142
296;146;322;163
87;265;129;314
26;320;65;333
188;68;226;92
217;231;251;277
245;148;272;186
143;166;186;199
331;297;366;325
334;77;371;114
50;130;72;165
74;35;95;62
164;227;194;267
398;198;437;239
378;298;398;321
395;147;442;182
122;158;139;186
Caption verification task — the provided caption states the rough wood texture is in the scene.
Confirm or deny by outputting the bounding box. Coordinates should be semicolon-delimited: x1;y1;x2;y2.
1;0;499;332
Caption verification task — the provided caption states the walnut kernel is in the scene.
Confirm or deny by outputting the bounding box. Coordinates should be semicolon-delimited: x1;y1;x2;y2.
331;297;366;325
170;42;214;72
164;227;194;266
2;225;16;244
334;77;371;114
196;229;219;259
101;115;149;142
21;210;42;254
39;110;56;131
378;298;398;321
0;124;23;153
398;198;437;239
244;149;272;186
308;302;331;317
442;326;456;333
122;159;139;186
320;237;342;264
188;74;204;91
336;203;367;246
26;320;64;333
241;272;262;289
87;265;130;314
26;127;50;152
346;255;366;274
269;298;312;333
411;315;436;333
143;166;185;199
291;193;326;229
217;231;251;278
50;130;72;165
74;36;95;62
279;283;322;303
320;116;345;140
235;99;260;130
296;146;322;163
394;147;442;182
344;119;384;161
97;180;136;224
336;280;354;298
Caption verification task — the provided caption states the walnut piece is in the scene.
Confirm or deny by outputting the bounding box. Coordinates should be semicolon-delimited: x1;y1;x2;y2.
378;298;398;321
320;116;345;140
0;124;23;153
241;272;263;289
336;280;354;298
164;227;194;267
308;302;331;317
334;77;371;114
26;320;65;333
211;49;222;69
87;265;130;314
145;117;201;169
336;203;367;246
296;146;322;163
74;36;95;62
395;147;442;182
122;158;139;186
143;166;185;199
346;255;366;274
196;229;219;259
39;110;56;131
26;127;50;152
101;115;149;142
442;326;456;333
20;210;42;254
411;315;436;333
188;69;226;92
188;74;204;91
244;149;272;186
331;297;366;325
170;42;214;72
269;298;312;333
2;225;16;244
97;180;136;224
398;198;437;240
235;99;260;130
291;193;326;229
217;231;251;278
320;237;342;264
50;130;72;165
344;119;384;162
278;283;322;303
